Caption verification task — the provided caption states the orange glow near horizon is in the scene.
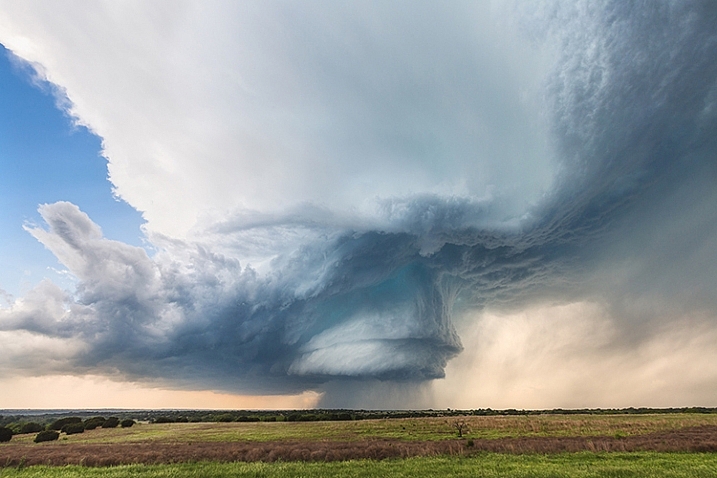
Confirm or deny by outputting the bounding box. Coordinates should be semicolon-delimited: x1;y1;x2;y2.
0;375;322;410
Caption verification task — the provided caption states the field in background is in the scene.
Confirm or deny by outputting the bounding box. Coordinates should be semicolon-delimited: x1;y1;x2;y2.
6;413;717;445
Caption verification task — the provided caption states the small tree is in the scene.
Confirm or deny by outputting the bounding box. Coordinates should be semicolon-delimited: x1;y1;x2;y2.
217;413;235;422
62;422;85;435
102;417;120;428
34;430;60;443
452;419;469;438
20;422;44;434
120;419;135;428
0;427;12;442
49;417;82;431
83;417;106;430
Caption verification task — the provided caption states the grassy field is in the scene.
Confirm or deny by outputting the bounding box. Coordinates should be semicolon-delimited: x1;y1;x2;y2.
1;453;717;477
7;413;717;445
3;414;717;476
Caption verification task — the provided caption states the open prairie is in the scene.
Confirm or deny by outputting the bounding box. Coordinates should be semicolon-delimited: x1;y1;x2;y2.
2;413;717;469
7;413;717;445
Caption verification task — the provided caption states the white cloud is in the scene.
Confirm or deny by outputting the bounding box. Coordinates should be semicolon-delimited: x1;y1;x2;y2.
0;1;554;237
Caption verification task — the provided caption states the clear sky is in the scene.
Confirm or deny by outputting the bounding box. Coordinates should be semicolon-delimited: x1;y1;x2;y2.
0;44;145;298
1;1;717;410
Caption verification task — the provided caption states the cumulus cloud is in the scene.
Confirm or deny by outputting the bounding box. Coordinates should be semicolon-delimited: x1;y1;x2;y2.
1;1;717;405
0;0;554;237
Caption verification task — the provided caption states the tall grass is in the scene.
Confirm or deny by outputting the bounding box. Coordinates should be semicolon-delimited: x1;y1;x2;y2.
8;413;717;445
2;453;717;478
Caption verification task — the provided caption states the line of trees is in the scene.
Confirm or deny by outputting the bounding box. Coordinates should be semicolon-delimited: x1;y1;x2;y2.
1;406;716;436
0;416;135;443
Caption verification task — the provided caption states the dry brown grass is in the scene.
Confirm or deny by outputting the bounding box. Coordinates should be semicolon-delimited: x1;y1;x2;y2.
2;425;717;466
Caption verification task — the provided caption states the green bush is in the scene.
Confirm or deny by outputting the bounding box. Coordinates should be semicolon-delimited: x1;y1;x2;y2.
4;422;21;434
83;417;106;430
62;422;85;435
49;417;82;431
102;417;120;428
216;413;235;422
287;414;319;422
19;422;44;434
120;419;136;428
0;427;12;442
154;416;174;423
329;413;353;421
34;430;59;443
236;416;260;422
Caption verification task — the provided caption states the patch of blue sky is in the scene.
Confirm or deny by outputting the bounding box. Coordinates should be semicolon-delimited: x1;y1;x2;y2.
0;44;145;298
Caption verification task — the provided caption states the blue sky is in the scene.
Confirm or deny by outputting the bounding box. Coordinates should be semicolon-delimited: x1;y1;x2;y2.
1;1;717;410
0;45;144;298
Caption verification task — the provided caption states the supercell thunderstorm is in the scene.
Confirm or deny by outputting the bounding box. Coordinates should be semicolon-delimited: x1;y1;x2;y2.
1;1;717;405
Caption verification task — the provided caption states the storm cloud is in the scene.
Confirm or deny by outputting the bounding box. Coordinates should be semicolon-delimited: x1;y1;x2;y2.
1;1;717;405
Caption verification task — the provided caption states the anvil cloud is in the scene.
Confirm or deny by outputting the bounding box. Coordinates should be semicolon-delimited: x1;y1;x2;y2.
1;1;717;406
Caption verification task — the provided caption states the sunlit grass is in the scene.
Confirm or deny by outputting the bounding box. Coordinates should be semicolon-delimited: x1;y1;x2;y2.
2;453;717;477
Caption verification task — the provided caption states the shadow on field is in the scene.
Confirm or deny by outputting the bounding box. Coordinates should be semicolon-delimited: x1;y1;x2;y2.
2;426;717;466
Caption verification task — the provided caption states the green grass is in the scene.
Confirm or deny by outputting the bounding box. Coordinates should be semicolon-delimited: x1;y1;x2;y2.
8;413;717;445
1;453;717;477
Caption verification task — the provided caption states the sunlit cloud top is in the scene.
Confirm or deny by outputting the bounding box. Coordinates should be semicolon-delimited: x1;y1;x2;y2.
0;1;555;237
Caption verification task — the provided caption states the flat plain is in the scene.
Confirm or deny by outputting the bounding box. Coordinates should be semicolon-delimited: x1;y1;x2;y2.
2;414;717;476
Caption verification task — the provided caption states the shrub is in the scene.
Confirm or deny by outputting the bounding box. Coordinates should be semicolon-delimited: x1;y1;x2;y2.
5;422;21;434
153;416;174;424
34;430;59;443
236;416;260;422
62;423;85;435
102;417;120;428
0;427;12;442
120;419;135;428
20;422;44;434
292;414;319;421
216;413;235;422
83;417;106;430
49;417;82;431
329;413;352;421
452;419;469;438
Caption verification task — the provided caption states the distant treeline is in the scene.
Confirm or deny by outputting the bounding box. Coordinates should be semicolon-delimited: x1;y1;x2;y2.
0;415;136;442
2;407;717;430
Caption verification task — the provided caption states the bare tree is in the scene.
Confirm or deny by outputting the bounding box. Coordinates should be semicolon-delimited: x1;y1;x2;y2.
452;419;469;438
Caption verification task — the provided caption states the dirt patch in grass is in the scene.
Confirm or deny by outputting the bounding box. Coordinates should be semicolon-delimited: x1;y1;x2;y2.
2;426;717;466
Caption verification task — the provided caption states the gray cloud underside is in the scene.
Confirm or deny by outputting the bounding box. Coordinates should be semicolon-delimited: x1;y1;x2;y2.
2;1;717;398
